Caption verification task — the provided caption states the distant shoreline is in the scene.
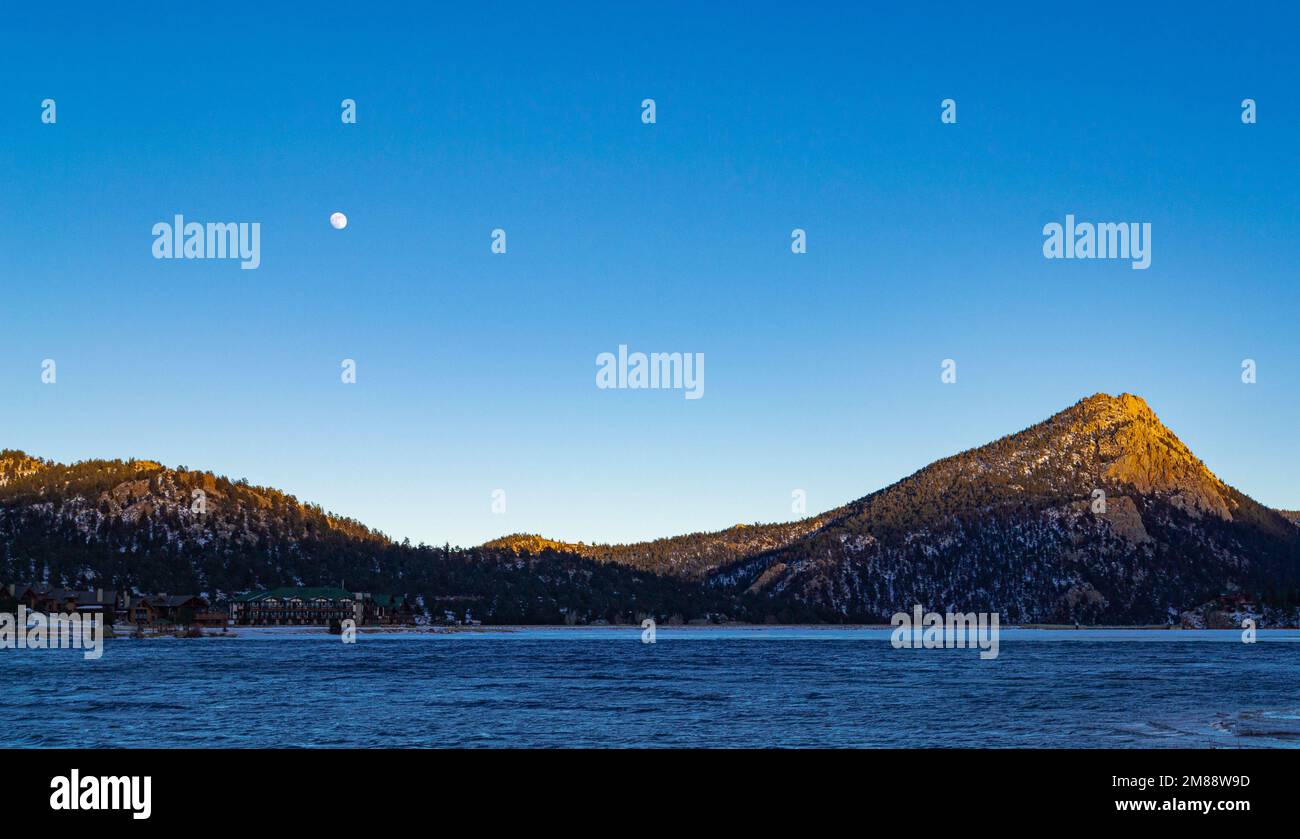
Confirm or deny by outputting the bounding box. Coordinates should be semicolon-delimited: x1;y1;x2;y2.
105;622;1297;637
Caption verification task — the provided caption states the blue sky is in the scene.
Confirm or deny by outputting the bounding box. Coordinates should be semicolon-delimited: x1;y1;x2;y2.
2;2;1298;546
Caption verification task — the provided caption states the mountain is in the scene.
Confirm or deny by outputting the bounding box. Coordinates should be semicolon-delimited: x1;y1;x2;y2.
0;451;810;624
707;393;1300;623
3;393;1298;625
483;511;843;580
491;394;1300;624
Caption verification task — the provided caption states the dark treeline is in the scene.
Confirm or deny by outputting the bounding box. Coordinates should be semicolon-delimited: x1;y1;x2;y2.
0;450;834;624
0;526;837;625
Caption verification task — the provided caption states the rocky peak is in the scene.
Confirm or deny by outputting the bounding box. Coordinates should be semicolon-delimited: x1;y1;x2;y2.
1055;393;1233;520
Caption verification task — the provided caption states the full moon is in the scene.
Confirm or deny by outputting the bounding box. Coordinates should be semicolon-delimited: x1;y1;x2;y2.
330;212;348;230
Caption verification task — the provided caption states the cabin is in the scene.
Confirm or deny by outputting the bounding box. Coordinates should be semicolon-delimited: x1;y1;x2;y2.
128;594;223;627
358;593;417;625
69;589;118;622
124;595;160;626
5;585;119;624
4;583;43;611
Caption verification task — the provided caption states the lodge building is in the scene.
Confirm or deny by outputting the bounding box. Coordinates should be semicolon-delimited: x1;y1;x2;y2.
230;587;415;626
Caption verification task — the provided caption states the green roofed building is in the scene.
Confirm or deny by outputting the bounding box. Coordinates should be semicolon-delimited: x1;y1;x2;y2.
230;587;415;626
